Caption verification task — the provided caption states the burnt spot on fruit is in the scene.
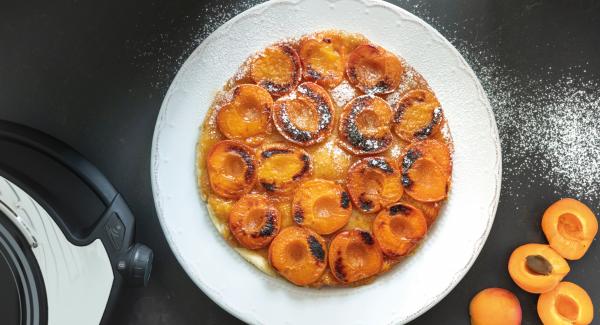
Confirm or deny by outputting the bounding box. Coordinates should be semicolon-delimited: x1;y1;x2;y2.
261;182;276;192
228;145;256;182
359;231;375;245
401;149;421;189
393;91;426;122
334;257;346;281
297;83;333;133
367;158;394;174
261;148;291;158
389;204;411;216
322;37;332;44
280;44;301;84
292;154;311;180
414;107;442;139
340;96;392;154
256;211;277;237
294;207;304;224
307;235;325;263
340;191;350;209
359;195;374;212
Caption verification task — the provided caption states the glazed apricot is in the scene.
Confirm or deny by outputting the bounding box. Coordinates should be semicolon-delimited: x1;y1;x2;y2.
346;157;403;214
542;198;598;260
268;226;327;286
401;148;448;202
508;243;570;294
338;95;394;155
207;140;257;199
292;179;352;235
538;282;594;325
399;195;442;227
373;203;428;257
393;89;443;141
229;194;281;249
329;229;383;283
469;288;522;325
404;139;452;180
272;82;335;146
250;44;302;96
256;144;311;194
299;36;344;88
346;44;404;94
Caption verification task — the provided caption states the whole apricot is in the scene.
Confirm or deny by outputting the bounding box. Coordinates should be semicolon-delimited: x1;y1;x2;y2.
469;288;522;325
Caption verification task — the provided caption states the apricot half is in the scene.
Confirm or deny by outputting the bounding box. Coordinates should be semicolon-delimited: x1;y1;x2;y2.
401;148;448;202
229;194;281;249
329;229;383;283
393;89;443;141
268;226;327;286
508;243;570;294
272;82;335;146
538;282;594;325
250;44;302;96
346;44;404;95
338;95;394;155
299;35;344;88
292;179;352;235
404;139;452;180
257;144;312;194
346;157;403;214
373;203;428;257
542;198;598;260
207;140;257;199
469;288;522;325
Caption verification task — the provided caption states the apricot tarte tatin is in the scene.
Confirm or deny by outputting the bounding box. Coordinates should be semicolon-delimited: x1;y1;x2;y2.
197;30;453;288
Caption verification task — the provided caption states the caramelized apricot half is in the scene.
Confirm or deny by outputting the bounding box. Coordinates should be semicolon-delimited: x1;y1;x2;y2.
404;139;452;180
272;82;335;146
401;148;448;202
299;36;344;88
250;44;302;96
329;230;383;283
207;140;257;199
229;194;281;249
542;198;598;260
338;95;394;155
216;84;273;145
538;282;594;325
508;243;570;294
393;89;443;141
257;144;311;194
268;226;327;286
347;157;403;213
373;203;428;257
346;44;404;94
292;179;352;235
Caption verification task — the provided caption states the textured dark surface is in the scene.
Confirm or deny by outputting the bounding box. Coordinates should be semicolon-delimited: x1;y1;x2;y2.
1;0;599;324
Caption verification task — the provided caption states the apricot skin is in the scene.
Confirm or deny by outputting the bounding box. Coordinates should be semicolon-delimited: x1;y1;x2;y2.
538;281;594;325
508;243;570;294
469;288;522;325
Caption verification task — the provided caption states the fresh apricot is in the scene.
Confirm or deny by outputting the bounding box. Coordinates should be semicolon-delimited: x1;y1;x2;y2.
538;281;594;325
329;229;383;283
346;157;403;214
401;148;448;202
256;144;311;194
542;198;598;260
403;139;452;180
299;36;344;88
373;203;428;257
229;194;281;249
207;140;257;199
469;288;522;325
338;95;394;155
346;44;404;94
272;82;335;146
292;179;352;235
508;243;570;294
216;84;273;145
250;44;302;96
393;89;443;141
268;226;327;286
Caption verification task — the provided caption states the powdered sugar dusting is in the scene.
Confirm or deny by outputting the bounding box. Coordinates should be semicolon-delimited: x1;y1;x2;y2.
330;80;357;107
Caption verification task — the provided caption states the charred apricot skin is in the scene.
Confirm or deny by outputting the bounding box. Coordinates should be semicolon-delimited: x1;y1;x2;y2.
329;229;383;283
292;179;352;235
401;148;448;202
542;198;598;260
299;36;344;88
207;140;257;199
346;44;404;95
346;157;403;214
393;89;443;141
268;226;327;286
272;82;335;146
373;203;428;257
508;243;570;294
538;282;594;325
257;144;312;194
338;95;394;155
250;44;302;96
470;288;522;325
229;194;281;249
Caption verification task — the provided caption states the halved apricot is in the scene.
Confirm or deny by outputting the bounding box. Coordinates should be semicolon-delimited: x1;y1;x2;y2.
207;140;257;199
401;148;448;202
399;195;441;227
268;226;327;286
538;282;594;325
229;194;281;249
393;89;443;141
292;179;352;235
404;139;452;180
250;44;302;96
346;157;403;213
338;95;394;155
216;84;273;145
346;44;404;95
257;144;311;194
470;288;522;325
329;229;383;283
373;203;428;257
299;36;344;88
271;82;335;146
542;198;598;260
508;243;570;294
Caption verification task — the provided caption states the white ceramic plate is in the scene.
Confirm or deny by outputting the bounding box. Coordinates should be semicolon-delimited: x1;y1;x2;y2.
151;0;501;324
